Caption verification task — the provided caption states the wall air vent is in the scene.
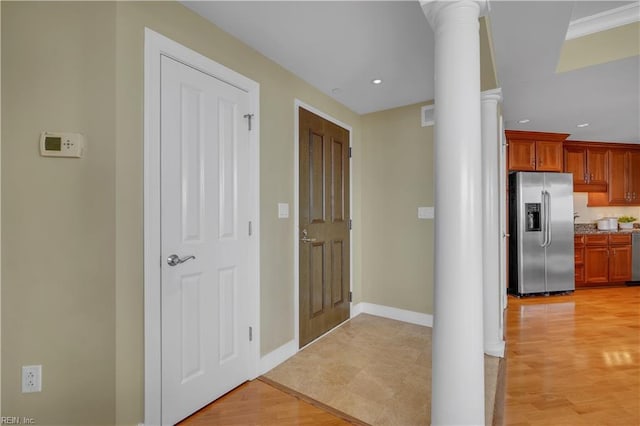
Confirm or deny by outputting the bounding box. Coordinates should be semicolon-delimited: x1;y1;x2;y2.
421;104;435;127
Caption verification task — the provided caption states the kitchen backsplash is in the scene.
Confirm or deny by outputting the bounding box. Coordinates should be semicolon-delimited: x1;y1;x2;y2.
573;192;640;224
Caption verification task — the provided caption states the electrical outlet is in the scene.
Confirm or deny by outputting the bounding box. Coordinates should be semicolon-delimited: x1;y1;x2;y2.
22;365;42;393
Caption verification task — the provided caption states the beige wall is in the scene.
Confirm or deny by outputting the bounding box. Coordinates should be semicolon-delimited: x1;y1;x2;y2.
1;1;498;424
113;5;362;423
557;22;640;73
361;103;435;314
573;192;640;224
480;16;499;92
3;1;363;425
2;2;117;424
0;1;3;415
114;3;363;423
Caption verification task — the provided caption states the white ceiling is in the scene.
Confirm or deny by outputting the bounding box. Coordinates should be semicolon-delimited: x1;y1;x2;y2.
490;1;639;143
182;1;435;115
182;1;639;143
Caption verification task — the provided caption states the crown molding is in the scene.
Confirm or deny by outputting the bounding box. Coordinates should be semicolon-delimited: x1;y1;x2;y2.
481;87;502;103
566;2;640;40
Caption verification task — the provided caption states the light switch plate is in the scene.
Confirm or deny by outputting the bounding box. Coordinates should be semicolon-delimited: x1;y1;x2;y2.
278;203;289;219
418;207;434;219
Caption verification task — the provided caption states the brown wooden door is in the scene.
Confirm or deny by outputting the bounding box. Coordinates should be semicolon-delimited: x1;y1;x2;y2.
299;107;350;348
608;149;628;204
508;140;536;171
585;246;609;284
535;140;563;172
609;245;632;282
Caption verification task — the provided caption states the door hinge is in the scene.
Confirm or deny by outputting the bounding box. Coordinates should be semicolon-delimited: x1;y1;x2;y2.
349;147;353;158
349;291;352;302
348;219;352;230
249;221;252;236
249;326;253;342
243;113;254;131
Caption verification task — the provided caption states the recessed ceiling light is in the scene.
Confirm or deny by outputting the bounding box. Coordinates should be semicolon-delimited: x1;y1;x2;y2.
577;123;590;128
518;119;530;124
371;79;383;85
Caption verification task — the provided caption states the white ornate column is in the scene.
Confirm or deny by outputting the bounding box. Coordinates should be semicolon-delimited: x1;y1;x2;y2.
421;1;486;424
481;88;505;358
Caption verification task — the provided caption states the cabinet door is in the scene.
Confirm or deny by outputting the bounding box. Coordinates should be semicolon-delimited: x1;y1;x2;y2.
608;149;629;204
575;264;585;285
508;140;536;171
536;140;563;172
585;246;609;283
609;245;632;282
564;146;587;185
587;148;608;186
574;245;585;286
628;150;640;205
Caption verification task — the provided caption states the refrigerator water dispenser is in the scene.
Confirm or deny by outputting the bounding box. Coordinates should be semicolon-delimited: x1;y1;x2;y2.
525;203;541;232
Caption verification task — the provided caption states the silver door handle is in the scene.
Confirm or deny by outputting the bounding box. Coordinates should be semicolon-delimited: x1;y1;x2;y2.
545;190;552;247
300;229;316;243
167;254;196;266
540;190;548;247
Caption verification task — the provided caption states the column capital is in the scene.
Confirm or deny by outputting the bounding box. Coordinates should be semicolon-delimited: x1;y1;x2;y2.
420;0;487;29
481;87;502;103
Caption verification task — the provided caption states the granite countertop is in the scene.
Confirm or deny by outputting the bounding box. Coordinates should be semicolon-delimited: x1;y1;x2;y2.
574;223;640;235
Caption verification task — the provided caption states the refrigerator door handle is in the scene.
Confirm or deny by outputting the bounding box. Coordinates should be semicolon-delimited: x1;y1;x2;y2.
545;190;552;247
540;190;548;247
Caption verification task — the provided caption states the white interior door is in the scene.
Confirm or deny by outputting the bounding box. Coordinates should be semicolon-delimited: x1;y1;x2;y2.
160;55;251;425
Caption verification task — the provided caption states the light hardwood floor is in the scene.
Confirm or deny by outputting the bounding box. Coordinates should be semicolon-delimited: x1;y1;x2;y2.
502;286;640;425
182;287;640;425
178;379;357;425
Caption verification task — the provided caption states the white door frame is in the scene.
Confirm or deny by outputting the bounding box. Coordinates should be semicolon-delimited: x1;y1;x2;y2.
293;100;353;349
144;28;260;426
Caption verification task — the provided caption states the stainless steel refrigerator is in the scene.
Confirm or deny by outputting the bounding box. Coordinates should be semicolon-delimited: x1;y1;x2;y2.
509;172;575;295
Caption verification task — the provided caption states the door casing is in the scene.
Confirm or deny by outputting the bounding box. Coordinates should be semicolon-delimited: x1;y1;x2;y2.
144;28;260;426
293;99;354;349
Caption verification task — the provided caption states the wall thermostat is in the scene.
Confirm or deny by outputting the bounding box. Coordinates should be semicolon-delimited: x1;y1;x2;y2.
40;132;84;158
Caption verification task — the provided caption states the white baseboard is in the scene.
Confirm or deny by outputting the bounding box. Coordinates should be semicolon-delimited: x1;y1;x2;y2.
351;301;363;317
353;302;433;327
484;341;505;358
258;339;297;375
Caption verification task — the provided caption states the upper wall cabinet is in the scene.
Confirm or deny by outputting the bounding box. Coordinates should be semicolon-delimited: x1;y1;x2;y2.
588;148;640;206
563;142;608;192
506;130;569;172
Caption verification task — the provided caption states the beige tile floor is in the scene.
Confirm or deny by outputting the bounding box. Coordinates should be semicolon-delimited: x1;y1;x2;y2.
263;313;500;426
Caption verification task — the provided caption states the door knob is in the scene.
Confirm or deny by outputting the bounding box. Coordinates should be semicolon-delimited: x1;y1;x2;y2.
167;254;196;266
300;229;316;243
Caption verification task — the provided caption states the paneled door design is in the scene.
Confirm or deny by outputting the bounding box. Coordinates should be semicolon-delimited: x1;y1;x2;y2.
161;55;251;424
299;108;350;347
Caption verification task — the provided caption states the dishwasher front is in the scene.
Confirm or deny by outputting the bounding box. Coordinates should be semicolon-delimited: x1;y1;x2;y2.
632;233;640;282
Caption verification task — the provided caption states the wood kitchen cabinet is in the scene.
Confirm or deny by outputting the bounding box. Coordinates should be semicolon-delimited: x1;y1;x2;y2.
563;142;608;192
588;148;640;206
506;130;569;172
584;235;609;285
609;234;632;282
574;235;585;285
580;233;632;287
